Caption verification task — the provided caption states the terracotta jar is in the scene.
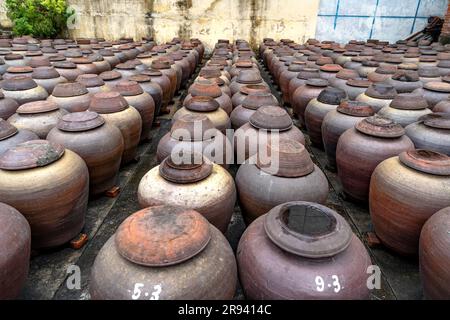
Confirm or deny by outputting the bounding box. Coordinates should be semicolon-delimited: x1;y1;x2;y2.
99;49;120;68
197;65;231;87
89;54;111;73
387;71;422;93
185;80;232;115
288;68;321;104
141;69;172;111
279;62;306;105
0;140;89;248
405;113;450;155
114;62;139;79
0;91;19;120
230;84;271;110
76;74;110;94
357;60;379;78
53;61;82;82
151;60;177;101
90;206;237;300
419;207;450;299
157;114;232;167
356;83;397;112
4;66;33;80
368;66;396;83
31;66;67;94
305;88;347;147
319;64;343;81
128;74;163;118
99;70;123;87
89;92;142;165
115;80;155;142
48;83;91;112
237;201;372;300
4;54;26;67
329;69;358;91
342;78;372;100
72;57;98;74
336;116;414;201
1;76;48;106
0;120;38;155
233;106;305;162
171;52;191;85
229;60;258;79
231;92;278;129
7;101;67;139
47;111;124;196
159;56;182;93
236;139;329;224
418;66;441;84
413;82;450;110
378;93;432;127
292;79;329;125
137;52;157;67
0;202;30;299
370;149;450;255
175;96;230;134
229;70;268;97
322;101;374;170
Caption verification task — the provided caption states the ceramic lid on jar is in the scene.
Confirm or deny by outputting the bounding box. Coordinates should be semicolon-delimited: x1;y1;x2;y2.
114;80;143;96
305;78;328;87
4;54;23;61
115;205;211;267
249;106;292;131
236;70;263;84
31;66;59;80
235;60;253;68
17;101;59;114
0;140;65;170
316;57;334;66
297;68;320;80
53;61;76;69
6;66;33;74
0;119;18;141
199;66;222;78
52;82;89;97
128;75;151;84
391;71;419;82
356;115;405;138
100;70;121;81
337;100;374;117
365;83;397;99
185;96;220;112
362;60;379;68
346;78;371;88
89;91;129;114
423;81;450;93
1;76;37;91
189;80;222;98
390;93;428;110
264;201;353;258
159;152;213;184
335;69;358;80
317;88;347;105
242;92;278;110
151;59;171;69
422;112;450;129
57;111;105;132
142;69;163;77
398;63;418;71
239;84;270;96
171;114;216;141
399;149;450;176
76;74;105;88
418;66;440;77
320;64;343;73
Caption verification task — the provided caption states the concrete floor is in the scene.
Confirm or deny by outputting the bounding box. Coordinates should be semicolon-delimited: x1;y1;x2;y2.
20;56;422;300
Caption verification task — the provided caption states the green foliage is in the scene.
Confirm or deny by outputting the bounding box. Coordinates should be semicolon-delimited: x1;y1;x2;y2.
5;0;70;38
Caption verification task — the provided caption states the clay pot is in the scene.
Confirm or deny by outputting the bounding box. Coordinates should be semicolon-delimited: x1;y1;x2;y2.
0;140;89;248
90;206;237;300
0;91;19;120
319;64;343;81
115;80;155;142
236;139;329;224
230;92;278;129
72;57;98;74
413;82;450;110
336;116;414;201
159;56;182;93
4;54;26;67
115;62;140;79
53;61;83;82
322;101;374;170
89;92;142;165
229;70;268;97
185;80;232;115
99;70;123;87
141;69;172;110
0;202;31;299
279;62;306;104
370;149;450;255
89;54;111;73
419;206;450;299
434;99;450;113
292;79;329;125
76;74;110;94
128;74;163;118
387;71;422;93
329;69;358;91
368;66;396;83
7;101;67;139
31;66;67;94
48;83;91;112
418;66;441;84
378;93;432;127
229;60;259;78
151;60;177;101
0;119;38;155
237;201;372;300
47;111;124;196
342;78;372;100
356;83;397;112
1;76;48;106
4;66;33;80
99;49;120;68
357;60;379;78
305;88;347;147
288;68;321;104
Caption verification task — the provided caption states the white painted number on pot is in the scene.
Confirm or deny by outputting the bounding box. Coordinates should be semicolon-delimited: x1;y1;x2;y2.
132;283;144;300
315;275;341;293
131;283;162;300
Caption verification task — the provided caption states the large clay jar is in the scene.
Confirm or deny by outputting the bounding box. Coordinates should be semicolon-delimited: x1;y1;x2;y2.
7;101;67;139
233;106;305;162
336;116;414;201
31;66;67;94
89;92;142;165
231;92;278;129
0;140;89;248
413;82;450;110
368;66;396;83
174;96;230;134
405;113;450;155
72;57;98;74
236;139;329;224
90;206;237;300
387;71;422;93
141;69;172;111
128;74;163;118
53;61;82;82
322;101;374;170
76;74;110;94
0;202;31;299
288;68;321;105
48;83;92;112
0;120;38;155
279;62;305;104
115;62;140;78
0;91;19;120
419;207;450;299
370;149;450;256
138;154;236;233
4;66;33;80
356;83;397;112
378;93;431;127
99;49;120;68
99;70;123;87
357;60;379;78
292;79;329;125
151;60;177;101
418;66;442;84
157;114;232;167
47;111;124;196
230;84;271;110
237;201;372;300
229;70;268;97
185;80;232;115
115;80;155;142
305;88;347;147
1;76;48;106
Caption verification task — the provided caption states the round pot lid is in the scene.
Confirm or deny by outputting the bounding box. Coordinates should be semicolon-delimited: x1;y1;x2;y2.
71;57;92;65
242;92;278;110
53;61;77;69
89;91;129;114
115;62;136;70
0;140;65;170
391;71;419;82
142;69;163;77
319;64;343;73
423;81;450;93
317;88;347;105
374;66;397;75
52;82;89;97
199;66;222;78
297;68;320;80
76;74;105;88
57;111;105;132
235;60;253;68
316;57;334;66
32;66;60;79
336;69;358;80
362;60;379;67
418;66;440;77
115;206;211;267
399;149;450;176
151;60;171;69
398;63;418;71
264;201;353;258
356;115;405;138
100;70;122;81
287;62;305;72
185;96;220;112
4;54;23;60
390;93;428;110
239;84;270;96
346;78;371;88
256;138;314;177
236;70;263;84
189;80;222;98
159;152;213;184
249;106;293;131
337;100;374;117
17;101;59;114
423;113;450;129
305;78;328;87
128;74;151;83
6;66;33;74
0;119;18;140
365;83;397;99
1;76;37;91
64;50;83;58
171;113;216;141
115;80;143;96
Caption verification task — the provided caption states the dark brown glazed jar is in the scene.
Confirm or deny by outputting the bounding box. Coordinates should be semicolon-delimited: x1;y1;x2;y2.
292;79;329;125
89;91;142;165
305;88;347;147
1;76;48;106
419;207;450;299
32;66;67;94
151;60;177;101
76;74;110;94
141;69;172;111
336;116;414;201
115;80;155;142
356;83;397;112
0;140;89;248
0;119;38;155
0;202;30;299
185;80;232;115
322;101;374;170
90;206;237;299
47;111;124;196
370;150;450;256
230;92;278;129
0;91;19;120
53;61;83;82
379;93;431;127
128;74;163;118
288;68;321;104
48;82;91;112
237;201;372;300
229;69;268;97
413;81;450;110
236;139;329;224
